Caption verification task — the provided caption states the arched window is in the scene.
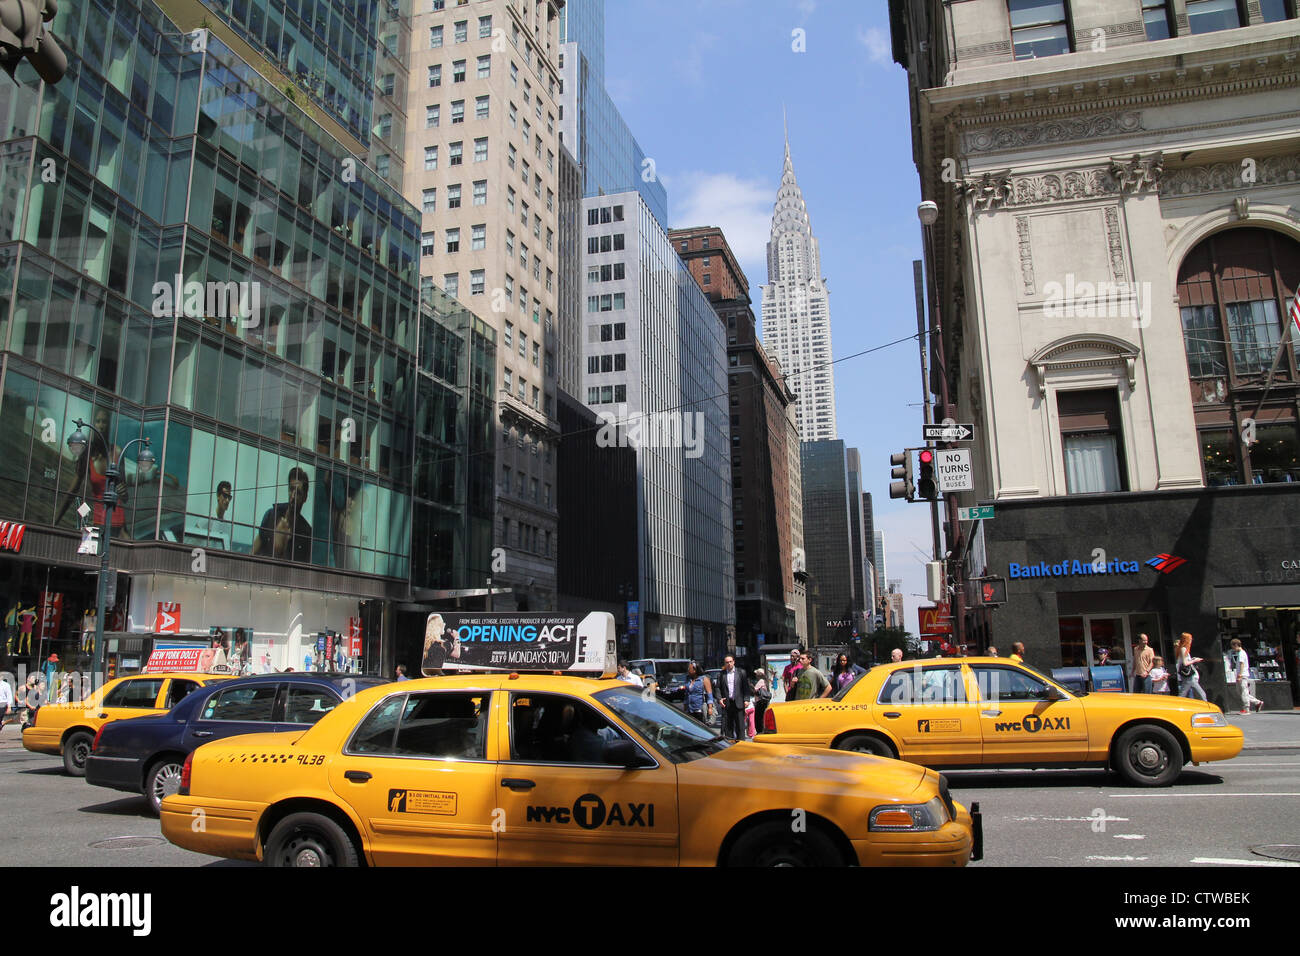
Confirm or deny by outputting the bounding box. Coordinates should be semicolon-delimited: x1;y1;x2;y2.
1176;228;1300;485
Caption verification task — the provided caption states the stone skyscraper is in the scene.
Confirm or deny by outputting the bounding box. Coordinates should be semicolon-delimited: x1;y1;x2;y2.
761;126;837;441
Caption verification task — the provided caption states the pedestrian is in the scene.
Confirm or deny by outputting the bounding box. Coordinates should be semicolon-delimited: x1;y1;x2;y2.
1149;656;1170;694
1229;639;1262;714
1009;642;1025;664
890;647;904;663
616;661;643;686
683;661;714;724
714;655;751;740
1132;633;1154;693
831;653;864;692
19;674;43;729
0;674;13;728
1096;646;1111;666
782;647;805;698
1175;633;1207;701
395;664;410;681
790;652;831;701
752;668;771;733
987;645;999;657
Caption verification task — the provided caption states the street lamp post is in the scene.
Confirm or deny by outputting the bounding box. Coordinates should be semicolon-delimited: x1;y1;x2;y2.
67;420;154;691
917;200;967;651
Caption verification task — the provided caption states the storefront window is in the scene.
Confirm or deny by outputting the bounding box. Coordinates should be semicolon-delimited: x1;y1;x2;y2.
1247;422;1300;484
1200;428;1241;486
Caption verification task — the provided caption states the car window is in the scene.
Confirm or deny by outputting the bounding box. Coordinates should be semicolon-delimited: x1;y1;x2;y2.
510;692;633;765
200;685;279;722
876;666;966;705
349;694;407;754
596;686;727;764
392;692;490;759
102;679;164;709
166;679;200;709
283;686;341;725
972;666;1053;702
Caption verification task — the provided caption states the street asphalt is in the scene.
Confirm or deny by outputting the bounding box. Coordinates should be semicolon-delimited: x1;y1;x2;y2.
1;710;1296;868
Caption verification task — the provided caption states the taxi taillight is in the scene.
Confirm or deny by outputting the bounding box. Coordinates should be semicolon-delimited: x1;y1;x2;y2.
92;724;106;753
179;752;193;795
763;708;777;733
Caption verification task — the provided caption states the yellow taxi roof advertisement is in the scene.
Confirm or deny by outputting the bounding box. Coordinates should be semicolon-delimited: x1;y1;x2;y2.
421;611;616;676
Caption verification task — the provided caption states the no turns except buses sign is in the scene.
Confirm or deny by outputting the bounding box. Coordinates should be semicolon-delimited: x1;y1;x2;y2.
935;449;973;492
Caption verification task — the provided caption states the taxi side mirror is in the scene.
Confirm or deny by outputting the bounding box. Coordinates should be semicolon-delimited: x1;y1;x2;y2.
603;739;646;768
1045;685;1066;701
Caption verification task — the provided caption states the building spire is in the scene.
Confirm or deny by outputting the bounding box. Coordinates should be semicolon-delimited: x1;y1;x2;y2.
783;104;790;161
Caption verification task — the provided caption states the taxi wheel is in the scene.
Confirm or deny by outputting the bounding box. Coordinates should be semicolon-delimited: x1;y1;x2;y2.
1114;724;1183;787
145;758;185;816
726;820;844;867
62;732;93;777
266;813;359;868
836;734;895;758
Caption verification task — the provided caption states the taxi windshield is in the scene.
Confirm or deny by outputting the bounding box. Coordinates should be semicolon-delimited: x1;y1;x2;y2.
595;686;732;764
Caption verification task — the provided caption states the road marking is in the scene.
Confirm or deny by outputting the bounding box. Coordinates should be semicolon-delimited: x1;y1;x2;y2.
1109;792;1300;798
1214;763;1300;768
1009;815;1129;823
1114;834;1145;840
1190;857;1300;868
1087;855;1148;861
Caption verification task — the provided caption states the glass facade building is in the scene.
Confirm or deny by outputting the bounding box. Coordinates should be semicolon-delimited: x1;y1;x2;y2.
0;0;477;677
558;0;668;227
204;0;380;147
800;440;857;647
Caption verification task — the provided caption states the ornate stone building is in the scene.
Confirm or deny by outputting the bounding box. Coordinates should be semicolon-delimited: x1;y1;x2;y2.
890;0;1300;709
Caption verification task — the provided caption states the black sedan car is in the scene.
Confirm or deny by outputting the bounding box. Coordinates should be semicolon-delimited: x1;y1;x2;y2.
85;672;388;814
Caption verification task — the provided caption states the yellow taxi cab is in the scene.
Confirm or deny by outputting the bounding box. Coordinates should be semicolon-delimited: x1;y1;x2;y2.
23;672;233;776
160;669;983;867
758;656;1243;786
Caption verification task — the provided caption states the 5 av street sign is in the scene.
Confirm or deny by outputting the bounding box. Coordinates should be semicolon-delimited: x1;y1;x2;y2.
922;423;973;442
958;505;994;521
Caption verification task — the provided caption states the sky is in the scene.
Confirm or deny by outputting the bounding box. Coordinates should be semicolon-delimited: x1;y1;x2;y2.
603;0;937;634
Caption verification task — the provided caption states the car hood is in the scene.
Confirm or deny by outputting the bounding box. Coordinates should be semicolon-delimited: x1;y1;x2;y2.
681;740;932;798
1077;692;1226;719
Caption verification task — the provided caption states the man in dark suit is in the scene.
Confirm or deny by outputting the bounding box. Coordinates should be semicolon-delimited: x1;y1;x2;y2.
714;654;752;741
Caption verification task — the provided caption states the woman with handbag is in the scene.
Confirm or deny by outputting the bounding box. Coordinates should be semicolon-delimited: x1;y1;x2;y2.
1175;632;1207;701
683;662;713;724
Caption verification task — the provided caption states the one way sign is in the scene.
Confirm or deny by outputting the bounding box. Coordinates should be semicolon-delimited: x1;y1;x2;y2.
923;423;974;442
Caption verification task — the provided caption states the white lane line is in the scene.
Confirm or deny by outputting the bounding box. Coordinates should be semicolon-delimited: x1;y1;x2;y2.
1190;857;1300;867
1114;834;1145;840
1088;855;1149;861
1108;792;1300;798
1009;816;1129;823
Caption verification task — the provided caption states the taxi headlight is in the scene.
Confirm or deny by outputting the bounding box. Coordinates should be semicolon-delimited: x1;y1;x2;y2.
869;796;948;832
1191;712;1228;728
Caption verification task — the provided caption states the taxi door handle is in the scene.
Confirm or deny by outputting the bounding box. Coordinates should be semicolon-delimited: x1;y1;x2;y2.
344;770;372;783
881;712;901;719
98;713;108;719
501;778;535;791
981;710;1002;717
192;730;214;738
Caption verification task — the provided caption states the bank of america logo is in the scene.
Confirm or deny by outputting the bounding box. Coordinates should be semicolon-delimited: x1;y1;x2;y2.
1146;553;1187;574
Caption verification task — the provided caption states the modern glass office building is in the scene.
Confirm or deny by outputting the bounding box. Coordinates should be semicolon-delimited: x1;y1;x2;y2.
558;0;668;227
0;0;479;678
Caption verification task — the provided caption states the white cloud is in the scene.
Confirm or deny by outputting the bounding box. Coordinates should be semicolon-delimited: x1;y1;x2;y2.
796;0;817;17
857;26;891;66
667;170;772;277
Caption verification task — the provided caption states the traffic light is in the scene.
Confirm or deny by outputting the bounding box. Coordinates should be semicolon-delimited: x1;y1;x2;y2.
889;451;914;500
0;0;67;85
918;447;938;501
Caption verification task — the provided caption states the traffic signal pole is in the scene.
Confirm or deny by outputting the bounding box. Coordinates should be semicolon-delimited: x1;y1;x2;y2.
918;203;966;652
914;260;942;564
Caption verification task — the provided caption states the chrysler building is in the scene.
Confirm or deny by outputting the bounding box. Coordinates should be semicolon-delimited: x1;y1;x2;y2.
760;126;837;441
